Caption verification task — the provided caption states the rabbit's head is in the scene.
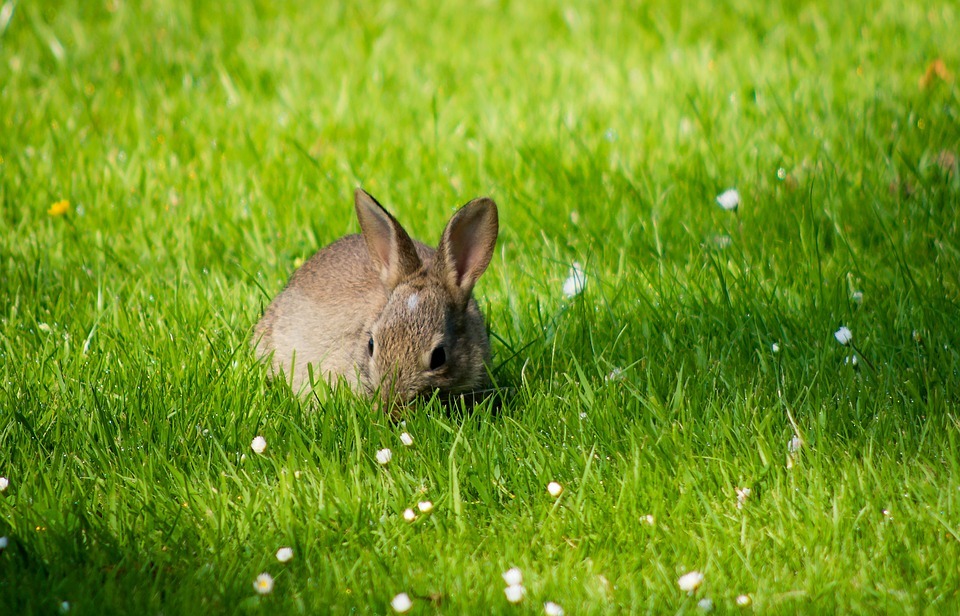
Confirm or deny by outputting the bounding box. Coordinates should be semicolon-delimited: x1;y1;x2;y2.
354;189;498;406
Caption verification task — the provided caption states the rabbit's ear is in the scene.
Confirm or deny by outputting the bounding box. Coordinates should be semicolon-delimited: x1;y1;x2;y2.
436;197;499;306
355;189;423;289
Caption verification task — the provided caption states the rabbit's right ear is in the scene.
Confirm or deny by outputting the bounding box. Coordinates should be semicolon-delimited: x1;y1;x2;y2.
355;189;423;289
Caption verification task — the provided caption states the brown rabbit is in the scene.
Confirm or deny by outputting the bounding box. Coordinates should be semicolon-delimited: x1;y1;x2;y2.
253;188;499;405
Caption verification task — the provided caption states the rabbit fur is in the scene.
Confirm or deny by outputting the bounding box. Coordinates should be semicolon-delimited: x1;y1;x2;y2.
253;188;498;404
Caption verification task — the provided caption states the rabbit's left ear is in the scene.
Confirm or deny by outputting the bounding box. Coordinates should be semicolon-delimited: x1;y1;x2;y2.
435;197;499;306
355;189;423;289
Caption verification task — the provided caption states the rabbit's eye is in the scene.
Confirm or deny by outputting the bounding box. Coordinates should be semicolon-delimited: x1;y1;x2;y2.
367;337;374;356
429;346;446;370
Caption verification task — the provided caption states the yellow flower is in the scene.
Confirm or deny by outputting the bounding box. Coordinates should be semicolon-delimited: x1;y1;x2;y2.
48;200;70;216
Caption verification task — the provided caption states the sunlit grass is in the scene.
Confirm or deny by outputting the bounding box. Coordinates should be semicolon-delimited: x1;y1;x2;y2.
2;0;959;613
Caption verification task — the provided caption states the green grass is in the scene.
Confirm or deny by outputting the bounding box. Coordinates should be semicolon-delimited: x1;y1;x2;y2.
2;0;960;613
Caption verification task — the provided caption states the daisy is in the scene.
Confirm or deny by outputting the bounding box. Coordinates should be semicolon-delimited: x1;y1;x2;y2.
547;482;563;498
251;436;267;454
391;592;413;613
562;262;586;298
253;572;274;595
276;547;293;563
716;189;740;211
403;509;417;522
834;326;853;345
736;594;752;607
736;487;751;509
502;567;523;586
504;584;525;604
544;601;564;615
0;477;8;491
417;501;434;514
400;432;414;447
376;448;393;465
678;570;704;593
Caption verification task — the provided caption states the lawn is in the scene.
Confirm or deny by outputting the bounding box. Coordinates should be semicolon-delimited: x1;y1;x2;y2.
2;0;959;613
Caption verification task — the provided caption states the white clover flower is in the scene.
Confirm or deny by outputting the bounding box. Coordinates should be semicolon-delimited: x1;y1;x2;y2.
391;592;413;613
771;342;780;354
678;570;704;593
502;567;523;587
253;572;274;595
403;508;417;522
504;584;525;604
0;536;7;549
562;262;586;298
834;326;853;345
698;598;714;612
0;476;8;491
276;547;293;563
251;436;267;454
547;482;563;498
399;432;414;447
417;501;433;514
736;594;752;607
375;448;392;465
716;188;740;211
544;601;565;616
736;487;751;509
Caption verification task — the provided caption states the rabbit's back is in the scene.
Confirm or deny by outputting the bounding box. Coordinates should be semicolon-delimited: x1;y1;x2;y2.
254;234;433;392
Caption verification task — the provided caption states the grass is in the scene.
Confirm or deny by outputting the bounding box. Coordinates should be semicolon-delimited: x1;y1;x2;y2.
2;0;959;613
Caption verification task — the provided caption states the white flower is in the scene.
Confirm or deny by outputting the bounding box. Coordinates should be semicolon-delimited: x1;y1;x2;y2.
642;514;655;525
391;592;413;613
253;572;274;595
399;432;414;447
788;435;802;453
771;342;780;354
834;326;853;345
605;367;624;381
544;601;565;616
736;594;752;607
0;476;9;491
504;584;525;604
852;290;863;304
403;508;417;522
678;570;704;593
716;188;740;211
376;448;393;465
562;262;586;298
736;487;751;509
251;436;267;454
547;482;563;498
60;601;70;613
0;536;7;549
417;501;434;514
698;598;714;611
502;567;523;586
276;547;293;563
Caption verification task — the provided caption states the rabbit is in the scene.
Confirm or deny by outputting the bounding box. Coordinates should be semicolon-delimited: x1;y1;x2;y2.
253;188;499;406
